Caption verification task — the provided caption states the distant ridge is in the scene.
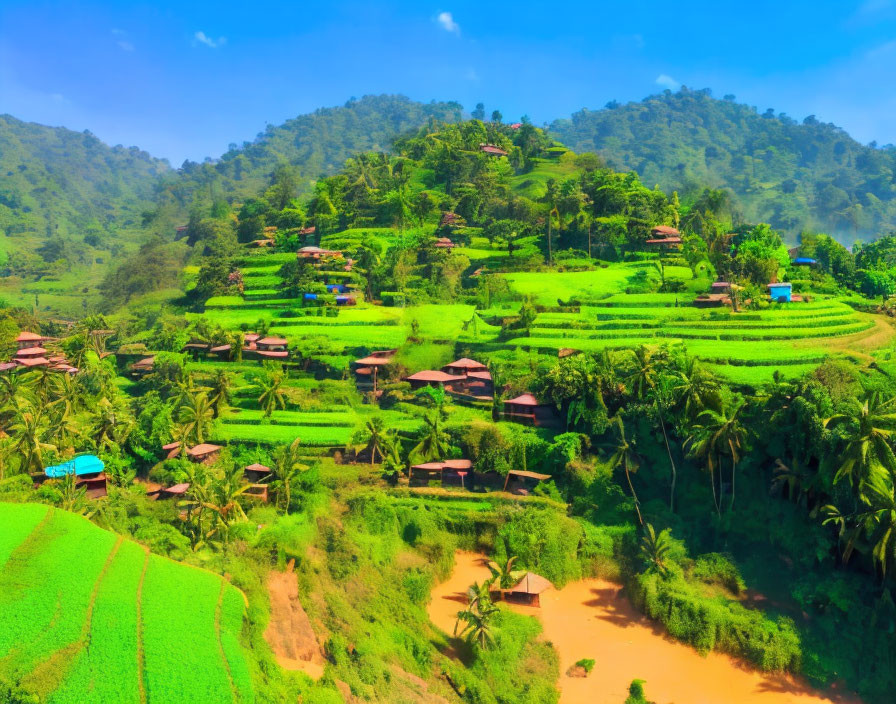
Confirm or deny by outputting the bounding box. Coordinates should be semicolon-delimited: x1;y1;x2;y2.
549;88;896;243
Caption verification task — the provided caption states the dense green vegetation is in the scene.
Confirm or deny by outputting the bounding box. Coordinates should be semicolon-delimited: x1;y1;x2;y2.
550;88;896;242
0;504;250;703
8;107;896;704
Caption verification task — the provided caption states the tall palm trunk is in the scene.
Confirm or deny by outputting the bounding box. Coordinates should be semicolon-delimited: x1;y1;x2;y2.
656;401;677;512
625;462;644;526
730;456;737;512
709;455;721;516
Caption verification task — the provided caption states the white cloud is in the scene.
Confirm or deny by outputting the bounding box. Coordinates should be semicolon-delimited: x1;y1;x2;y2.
111;29;134;52
655;74;681;90
437;12;460;34
194;31;226;49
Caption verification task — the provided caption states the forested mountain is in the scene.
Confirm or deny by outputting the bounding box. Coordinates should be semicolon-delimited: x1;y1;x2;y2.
0;114;171;242
550;89;896;243
160;95;465;210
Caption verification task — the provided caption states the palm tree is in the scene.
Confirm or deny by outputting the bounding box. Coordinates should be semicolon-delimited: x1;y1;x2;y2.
89;397;133;452
824;393;896;501
671;356;721;422
824;470;896;579
207;369;232;418
270;438;307;512
686;402;747;513
607;415;643;526
255;368;287;418
454;585;498;649
378;431;405;484
197;465;250;543
487;556;518;600
178;392;215;445
628;346;679;510
640;523;673;577
49;372;83;421
9;406;55;473
410;410;450;464
361;417;387;465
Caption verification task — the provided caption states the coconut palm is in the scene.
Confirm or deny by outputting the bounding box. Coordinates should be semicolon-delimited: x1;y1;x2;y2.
207;369;232;418
454;584;499;649
685;401;747;514
640;523;673;577
378;431;405;484
627;346;679;511
671;356;721;422
255;368;287;418
90;397;133;452
824;470;896;579
607;415;643;526
178;391;215;445
198;465;250;542
410;410;450;463
9;406;55;473
824;393;896;502
487;556;518;600
361;416;387;465
270;438;307;512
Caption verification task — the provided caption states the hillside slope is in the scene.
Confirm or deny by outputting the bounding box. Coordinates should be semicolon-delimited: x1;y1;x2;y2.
0;114;170;243
549;89;896;243
167;94;465;205
0;502;253;704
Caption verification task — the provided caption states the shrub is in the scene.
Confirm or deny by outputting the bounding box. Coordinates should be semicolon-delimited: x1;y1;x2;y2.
692;552;746;595
574;658;595;673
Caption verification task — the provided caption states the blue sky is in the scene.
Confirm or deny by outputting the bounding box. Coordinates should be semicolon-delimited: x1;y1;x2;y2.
2;0;896;165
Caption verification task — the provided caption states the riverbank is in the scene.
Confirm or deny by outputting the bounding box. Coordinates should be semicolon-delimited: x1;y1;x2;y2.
429;552;859;704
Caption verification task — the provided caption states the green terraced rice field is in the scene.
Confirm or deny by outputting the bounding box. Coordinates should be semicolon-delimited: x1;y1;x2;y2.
0;504;253;703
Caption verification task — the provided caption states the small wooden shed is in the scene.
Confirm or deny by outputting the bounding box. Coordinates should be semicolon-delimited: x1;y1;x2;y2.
506;572;554;607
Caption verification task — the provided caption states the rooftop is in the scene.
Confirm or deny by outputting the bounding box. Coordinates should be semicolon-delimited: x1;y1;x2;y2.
187;443;222;457
510;572;553;595
651;225;680;236
505;393;541;406
445;357;487;370
405;370;466;383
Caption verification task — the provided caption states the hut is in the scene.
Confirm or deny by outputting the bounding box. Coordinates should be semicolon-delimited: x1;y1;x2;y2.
44;454;107;499
768;282;792;303
408;459;473;487
248;238;275;248
440;211;462;228
255;337;289;359
244;463;271;482
186;443;222;464
353;350;395;392
243;484;269;502
479;144;509;157
710;281;732;294
404;370;466;390
650;225;680;237
297;245;341;261
505;572;553;607
162;441;183;459
434;237;457;249
151;482;190;500
15;332;50;350
130;356;155;376
502;394;557;427
442;358;488;376
502;469;552;495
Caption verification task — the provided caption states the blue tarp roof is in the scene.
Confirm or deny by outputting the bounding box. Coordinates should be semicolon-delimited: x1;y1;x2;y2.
793;257;817;265
303;293;318;300
44;454;105;478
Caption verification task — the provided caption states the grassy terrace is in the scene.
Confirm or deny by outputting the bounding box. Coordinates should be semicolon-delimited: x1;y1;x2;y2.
203;249;893;386
0;504;252;703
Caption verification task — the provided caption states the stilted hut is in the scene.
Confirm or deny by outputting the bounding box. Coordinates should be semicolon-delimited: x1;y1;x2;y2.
506;572;553;607
186;443;222;464
244;463;271;482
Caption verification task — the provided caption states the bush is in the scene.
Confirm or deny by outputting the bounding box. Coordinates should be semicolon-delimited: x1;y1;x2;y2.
692;553;746;595
574;658;595;673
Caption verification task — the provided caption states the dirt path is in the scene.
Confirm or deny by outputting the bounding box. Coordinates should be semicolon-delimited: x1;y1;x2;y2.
429;552;860;704
264;567;325;679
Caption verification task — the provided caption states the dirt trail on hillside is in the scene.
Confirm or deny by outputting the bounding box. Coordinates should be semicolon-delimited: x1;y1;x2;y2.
265;567;325;679
429;552;860;704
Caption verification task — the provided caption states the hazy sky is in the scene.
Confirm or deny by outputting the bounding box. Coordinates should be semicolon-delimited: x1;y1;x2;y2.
3;0;896;165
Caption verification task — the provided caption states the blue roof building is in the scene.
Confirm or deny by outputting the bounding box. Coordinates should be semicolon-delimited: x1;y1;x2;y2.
767;282;792;303
44;454;105;478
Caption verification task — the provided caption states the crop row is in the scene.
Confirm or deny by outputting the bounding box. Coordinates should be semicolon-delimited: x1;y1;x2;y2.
530;315;860;332
0;509;119;680
49;540;146;704
0;503;48;570
217;422;353;446
141;557;238;703
526;320;872;342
